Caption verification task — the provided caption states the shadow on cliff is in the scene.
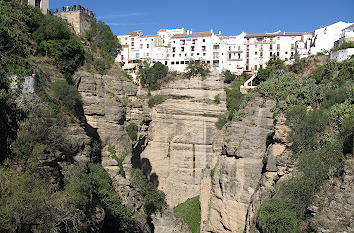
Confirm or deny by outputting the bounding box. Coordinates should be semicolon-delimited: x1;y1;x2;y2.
131;136;159;188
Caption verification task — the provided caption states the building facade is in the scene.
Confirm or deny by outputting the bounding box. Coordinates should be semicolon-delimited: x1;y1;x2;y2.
27;0;49;14
115;21;353;75
244;32;303;72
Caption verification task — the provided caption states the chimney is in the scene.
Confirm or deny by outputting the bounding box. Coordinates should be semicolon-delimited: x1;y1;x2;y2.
190;29;193;34
219;31;222;35
210;29;213;34
187;30;190;35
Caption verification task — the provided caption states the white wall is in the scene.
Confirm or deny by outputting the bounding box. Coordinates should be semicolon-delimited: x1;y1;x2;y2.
330;48;354;62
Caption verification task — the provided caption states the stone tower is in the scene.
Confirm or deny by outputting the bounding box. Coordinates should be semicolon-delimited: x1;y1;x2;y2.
27;0;49;14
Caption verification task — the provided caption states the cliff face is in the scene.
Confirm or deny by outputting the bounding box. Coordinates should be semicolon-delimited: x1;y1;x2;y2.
140;72;226;207
200;97;275;233
75;70;191;232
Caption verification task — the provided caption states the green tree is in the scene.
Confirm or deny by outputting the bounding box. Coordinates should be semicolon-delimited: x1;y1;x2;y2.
185;60;210;78
224;70;236;83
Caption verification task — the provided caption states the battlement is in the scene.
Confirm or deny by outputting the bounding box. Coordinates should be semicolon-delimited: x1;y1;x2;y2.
54;10;94;35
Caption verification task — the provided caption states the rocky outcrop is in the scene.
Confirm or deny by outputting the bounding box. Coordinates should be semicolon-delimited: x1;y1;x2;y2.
140;72;226;207
201;97;275;233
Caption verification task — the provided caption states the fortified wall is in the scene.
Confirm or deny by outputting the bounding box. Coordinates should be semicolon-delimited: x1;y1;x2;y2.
54;10;93;35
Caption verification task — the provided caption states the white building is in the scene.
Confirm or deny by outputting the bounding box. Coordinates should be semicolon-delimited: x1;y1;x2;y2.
295;32;313;58
337;24;354;47
116;29;246;74
309;21;352;55
244;32;303;72
27;0;49;14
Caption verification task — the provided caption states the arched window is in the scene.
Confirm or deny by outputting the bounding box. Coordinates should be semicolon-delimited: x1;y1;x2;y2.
35;0;41;8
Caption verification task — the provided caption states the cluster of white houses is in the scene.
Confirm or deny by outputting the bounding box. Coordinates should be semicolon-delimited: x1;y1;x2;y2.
116;21;354;74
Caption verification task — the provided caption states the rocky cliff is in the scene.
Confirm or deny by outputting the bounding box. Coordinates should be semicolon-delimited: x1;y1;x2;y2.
200;97;275;232
141;72;226;207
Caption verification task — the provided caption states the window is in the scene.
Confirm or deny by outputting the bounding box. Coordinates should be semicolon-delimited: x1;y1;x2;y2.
213;45;219;50
270;44;273;50
136;53;139;58
238;53;241;59
247;45;249;50
202;46;206;51
179;54;181;57
229;46;231;51
131;38;134;41
255;65;258;70
246;65;249;70
147;44;149;48
197;53;200;55
246;59;249;64
277;44;280;50
246;52;249;57
255;51;258;55
203;53;206;56
147;53;149;56
291;52;294;56
270;52;273;56
181;40;185;45
171;62;175;65
291;44;294;50
203;39;205;42
131;42;134;46
191;46;195;51
181;61;185;64
173;54;175;57
238;45;240;50
176;61;180;64
192;39;197;44
277;52;279;56
181;47;185;52
165;61;168;65
285;51;288;54
260;64;263;69
172;47;176;52
260;52;263;57
191;53;194;56
140;44;143;49
229;53;232;59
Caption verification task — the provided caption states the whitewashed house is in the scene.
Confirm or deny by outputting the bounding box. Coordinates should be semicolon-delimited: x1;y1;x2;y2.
244;32;303;72
338;24;354;46
309;21;352;55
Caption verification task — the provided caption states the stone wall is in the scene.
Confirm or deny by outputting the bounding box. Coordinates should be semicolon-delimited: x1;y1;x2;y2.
55;11;93;35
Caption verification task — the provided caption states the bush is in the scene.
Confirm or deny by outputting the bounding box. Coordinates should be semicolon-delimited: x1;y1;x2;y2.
255;56;285;84
214;94;221;104
223;70;236;83
286;106;328;154
93;58;107;74
225;85;243;113
289;56;304;74
332;41;354;51
259;199;299;233
148;95;165;108
126;122;138;141
185;60;210;78
51;80;82;116
215;115;227;130
138;61;168;90
130;168;166;216
173;196;201;233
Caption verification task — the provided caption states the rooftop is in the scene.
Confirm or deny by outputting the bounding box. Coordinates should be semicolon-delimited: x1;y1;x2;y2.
245;32;304;38
172;32;213;39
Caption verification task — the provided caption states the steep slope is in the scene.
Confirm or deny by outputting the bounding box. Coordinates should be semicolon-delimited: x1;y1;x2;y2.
140;72;227;207
200;97;275;232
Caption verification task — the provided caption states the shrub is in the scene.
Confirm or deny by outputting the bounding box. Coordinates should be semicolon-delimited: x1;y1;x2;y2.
223;70;236;83
332;41;354;51
225;85;243;113
185;60;210;78
216;115;227;130
126;122;138;141
130;168;166;216
286;106;328;154
138;61;168;90
173;196;201;233
148;95;165;108
214;94;221;104
93;58;107;74
255;56;285;84
51;80;82;116
289;56;304;74
259;199;299;233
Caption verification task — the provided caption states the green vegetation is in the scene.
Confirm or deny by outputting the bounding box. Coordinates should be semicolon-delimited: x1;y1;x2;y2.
126;122;139;140
51;80;82;116
108;145;128;177
332;41;354;51
185;60;210;78
173;196;201;233
259;199;299;233
223;70;236;83
0;2;141;232
257;56;354;232
148;94;165;107
255;56;285;85
138;61;169;90
130;169;167;216
83;19;120;74
214;93;221;104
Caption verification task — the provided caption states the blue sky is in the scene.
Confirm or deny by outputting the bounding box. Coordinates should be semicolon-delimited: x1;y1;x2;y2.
50;0;354;36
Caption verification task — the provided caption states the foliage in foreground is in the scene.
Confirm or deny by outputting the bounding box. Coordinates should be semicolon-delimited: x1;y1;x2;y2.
173;196;201;233
185;60;210;78
257;57;353;232
130;168;166;216
138;61;168;90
